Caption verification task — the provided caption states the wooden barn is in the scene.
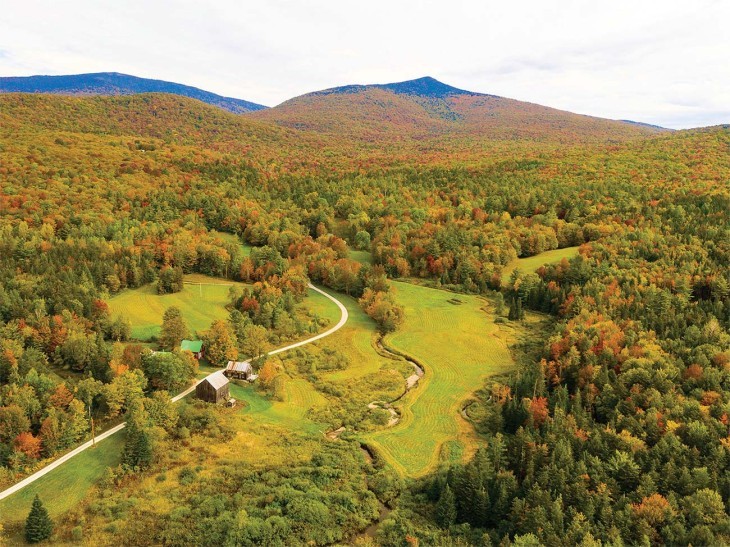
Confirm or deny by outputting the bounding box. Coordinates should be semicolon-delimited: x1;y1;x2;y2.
224;360;256;381
195;371;230;404
181;339;204;360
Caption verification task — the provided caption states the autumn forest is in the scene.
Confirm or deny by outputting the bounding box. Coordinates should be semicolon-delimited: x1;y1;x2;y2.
0;75;728;546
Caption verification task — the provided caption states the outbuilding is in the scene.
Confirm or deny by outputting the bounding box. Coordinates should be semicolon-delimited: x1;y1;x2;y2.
181;339;204;360
224;360;257;381
195;371;230;404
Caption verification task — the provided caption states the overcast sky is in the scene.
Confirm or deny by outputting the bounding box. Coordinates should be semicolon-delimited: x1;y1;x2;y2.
2;0;728;129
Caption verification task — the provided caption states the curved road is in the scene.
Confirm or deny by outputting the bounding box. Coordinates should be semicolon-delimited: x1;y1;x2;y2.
0;283;348;502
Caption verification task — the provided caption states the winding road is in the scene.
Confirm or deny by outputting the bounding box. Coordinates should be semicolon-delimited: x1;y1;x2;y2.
0;283;348;502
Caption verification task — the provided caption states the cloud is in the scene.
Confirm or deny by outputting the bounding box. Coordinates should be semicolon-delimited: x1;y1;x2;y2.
0;0;728;128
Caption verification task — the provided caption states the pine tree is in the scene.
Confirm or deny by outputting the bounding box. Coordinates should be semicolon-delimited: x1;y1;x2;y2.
122;400;153;471
508;297;518;320
25;495;53;543
475;486;491;527
435;483;457;528
516;298;524;320
494;293;506;316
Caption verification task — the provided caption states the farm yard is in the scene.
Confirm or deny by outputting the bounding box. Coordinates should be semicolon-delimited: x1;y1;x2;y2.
364;282;519;477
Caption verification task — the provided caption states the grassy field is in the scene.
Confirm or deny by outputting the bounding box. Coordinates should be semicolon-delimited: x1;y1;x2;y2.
230;380;327;435
209;230;252;256
0;433;124;531
364;282;517;477
349;249;374;266
501;246;580;283
107;274;243;340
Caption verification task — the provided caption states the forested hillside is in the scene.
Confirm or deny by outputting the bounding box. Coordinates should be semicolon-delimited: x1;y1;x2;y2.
0;72;267;113
0;91;728;545
251;76;667;144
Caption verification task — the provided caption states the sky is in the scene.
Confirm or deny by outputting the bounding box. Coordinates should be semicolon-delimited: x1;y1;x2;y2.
1;0;729;129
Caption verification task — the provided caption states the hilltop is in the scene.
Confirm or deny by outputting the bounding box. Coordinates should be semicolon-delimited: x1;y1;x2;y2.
251;76;668;144
0;72;268;113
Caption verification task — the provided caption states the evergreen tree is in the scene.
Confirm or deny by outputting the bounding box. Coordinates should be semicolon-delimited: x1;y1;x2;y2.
508;297;518;320
122;400;153;471
436;483;457;528
494;292;506;316
516;298;524;320
25;495;53;543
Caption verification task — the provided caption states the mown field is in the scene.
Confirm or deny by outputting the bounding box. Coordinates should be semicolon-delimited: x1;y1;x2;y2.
230;380;327;436
501;246;580;283
107;274;244;340
364;282;518;477
0;433;124;532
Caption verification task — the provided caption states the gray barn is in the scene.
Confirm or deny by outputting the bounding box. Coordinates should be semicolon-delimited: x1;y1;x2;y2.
195;371;230;404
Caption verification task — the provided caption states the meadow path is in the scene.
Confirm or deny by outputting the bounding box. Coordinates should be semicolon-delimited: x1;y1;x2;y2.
0;283;347;502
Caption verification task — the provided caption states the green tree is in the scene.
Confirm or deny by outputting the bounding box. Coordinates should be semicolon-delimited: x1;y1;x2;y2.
494;292;506;316
157;266;183;294
141;351;195;391
241;324;270;360
203;320;238;365
159;307;189;351
122;400;153;471
25;495;53;543
436;483;457;528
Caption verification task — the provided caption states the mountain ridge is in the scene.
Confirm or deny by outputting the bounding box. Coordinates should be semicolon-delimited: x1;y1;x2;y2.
0;72;268;114
252;76;669;143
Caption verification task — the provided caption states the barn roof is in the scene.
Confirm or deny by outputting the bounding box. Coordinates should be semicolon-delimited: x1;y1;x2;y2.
181;339;203;352
226;360;252;373
204;371;229;390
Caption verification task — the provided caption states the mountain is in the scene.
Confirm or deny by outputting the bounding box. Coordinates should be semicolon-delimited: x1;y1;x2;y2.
313;76;476;98
0;72;267;113
250;76;668;144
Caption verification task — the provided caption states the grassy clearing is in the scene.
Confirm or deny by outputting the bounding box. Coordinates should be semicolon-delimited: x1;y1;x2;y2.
318;294;395;382
209;230;252;256
107;274;243;340
501;246;580;283
230;380;326;435
364;282;517;477
0;433;124;529
303;286;343;326
349;250;374;266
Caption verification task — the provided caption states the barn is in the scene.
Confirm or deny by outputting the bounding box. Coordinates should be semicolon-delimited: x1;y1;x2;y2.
195;371;230;404
181;339;204;360
224;360;256;381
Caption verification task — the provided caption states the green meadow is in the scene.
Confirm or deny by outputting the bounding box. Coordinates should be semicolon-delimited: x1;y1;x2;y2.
107;274;243;340
365;282;517;477
501;246;580;283
0;433;124;531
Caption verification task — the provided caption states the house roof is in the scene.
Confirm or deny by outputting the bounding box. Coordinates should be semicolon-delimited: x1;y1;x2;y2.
181;339;203;352
203;371;229;390
226;360;252;373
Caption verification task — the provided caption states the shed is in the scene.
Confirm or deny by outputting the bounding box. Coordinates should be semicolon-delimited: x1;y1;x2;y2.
181;339;204;360
224;360;254;381
195;371;230;404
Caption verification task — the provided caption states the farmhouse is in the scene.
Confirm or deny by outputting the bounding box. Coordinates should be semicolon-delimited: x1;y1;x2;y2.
195;371;230;404
181;339;204;359
224;360;258;381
